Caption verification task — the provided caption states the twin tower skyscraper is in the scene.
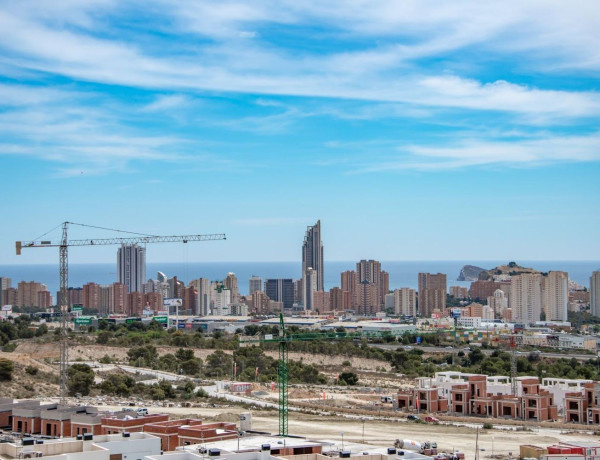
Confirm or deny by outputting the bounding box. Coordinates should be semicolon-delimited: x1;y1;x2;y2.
301;220;324;310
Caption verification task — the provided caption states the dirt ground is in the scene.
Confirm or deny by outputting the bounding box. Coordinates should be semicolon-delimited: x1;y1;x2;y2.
91;403;597;459
8;340;600;459
11;342;388;372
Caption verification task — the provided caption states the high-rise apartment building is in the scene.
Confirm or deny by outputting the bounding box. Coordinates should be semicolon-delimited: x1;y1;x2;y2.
544;271;568;321
313;291;330;312
488;289;508;316
355;282;380;315
251;291;270;315
380;270;389;305
393;288;416;316
450;286;468;299
143;273;170;299
117;244;146;293
510;273;542;324
82;282;101;310
143;292;163;312
418;273;447;317
99;285;111;316
355;260;387;308
16;281;51;308
111;282;128;315
0;277;11;307
249;275;262;295
224;273;239;302
264;279;294;309
304;268;318;310
66;287;83;308
329;287;344;311
190;278;211;316
591;271;600;317
294;278;303;303
168;276;184;300
127;291;144;316
357;259;381;285
340;270;356;306
302;220;324;306
211;282;231;315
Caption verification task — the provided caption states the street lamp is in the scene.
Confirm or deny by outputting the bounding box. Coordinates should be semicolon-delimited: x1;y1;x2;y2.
340;432;344;451
362;419;365;443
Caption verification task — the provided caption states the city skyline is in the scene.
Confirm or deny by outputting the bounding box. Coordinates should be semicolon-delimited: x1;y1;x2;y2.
0;2;599;264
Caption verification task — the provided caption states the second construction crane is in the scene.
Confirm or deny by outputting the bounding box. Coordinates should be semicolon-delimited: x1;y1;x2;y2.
16;221;226;403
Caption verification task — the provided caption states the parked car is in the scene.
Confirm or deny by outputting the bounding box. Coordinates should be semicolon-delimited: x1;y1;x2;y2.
407;415;421;421
424;416;439;423
136;407;149;416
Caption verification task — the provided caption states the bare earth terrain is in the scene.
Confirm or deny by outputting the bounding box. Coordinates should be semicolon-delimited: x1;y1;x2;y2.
4;340;599;459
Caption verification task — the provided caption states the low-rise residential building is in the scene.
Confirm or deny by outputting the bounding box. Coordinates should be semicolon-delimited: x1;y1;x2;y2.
101;413;169;434
144;419;238;451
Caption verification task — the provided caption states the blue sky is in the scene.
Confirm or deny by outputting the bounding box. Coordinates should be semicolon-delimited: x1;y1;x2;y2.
1;0;599;264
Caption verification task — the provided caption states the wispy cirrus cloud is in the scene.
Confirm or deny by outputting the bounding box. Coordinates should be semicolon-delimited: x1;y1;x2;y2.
344;132;600;173
0;1;599;123
1;0;600;178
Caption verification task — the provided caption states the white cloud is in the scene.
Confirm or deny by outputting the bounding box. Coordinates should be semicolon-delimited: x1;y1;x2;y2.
0;1;598;124
350;132;600;172
142;94;193;112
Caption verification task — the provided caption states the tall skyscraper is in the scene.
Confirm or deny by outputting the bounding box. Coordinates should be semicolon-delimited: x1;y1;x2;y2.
249;275;262;295
544;271;568;321
355;260;387;312
340;270;356;306
224;272;239;302
418;273;447;317
304;268;317;310
265;279;294;309
117;244;146;293
357;260;381;284
510;273;542;324
190;278;211;316
590;271;600;317
302;220;324;306
0;277;12;307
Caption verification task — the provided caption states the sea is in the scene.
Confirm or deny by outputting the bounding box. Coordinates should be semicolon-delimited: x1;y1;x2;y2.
1;260;598;297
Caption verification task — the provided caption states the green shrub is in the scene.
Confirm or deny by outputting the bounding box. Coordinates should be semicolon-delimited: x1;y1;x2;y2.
25;365;39;375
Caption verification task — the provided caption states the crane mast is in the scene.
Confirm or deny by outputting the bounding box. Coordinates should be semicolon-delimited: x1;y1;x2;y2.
239;316;392;437
16;221;226;404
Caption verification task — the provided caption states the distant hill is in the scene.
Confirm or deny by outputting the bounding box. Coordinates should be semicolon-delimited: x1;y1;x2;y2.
457;262;543;282
457;265;486;281
477;262;541;280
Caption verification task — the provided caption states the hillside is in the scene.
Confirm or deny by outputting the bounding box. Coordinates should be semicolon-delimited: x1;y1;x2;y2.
477;262;541;280
457;265;486;281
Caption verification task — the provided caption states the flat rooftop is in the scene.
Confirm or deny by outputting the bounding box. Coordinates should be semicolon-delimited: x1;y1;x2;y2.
184;435;327;454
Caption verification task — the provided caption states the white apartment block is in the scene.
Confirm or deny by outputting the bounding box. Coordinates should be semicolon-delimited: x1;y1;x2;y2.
591;271;600;317
544;271;568;321
488;289;508;315
393;287;416;316
511;273;542;324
